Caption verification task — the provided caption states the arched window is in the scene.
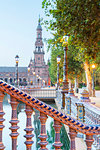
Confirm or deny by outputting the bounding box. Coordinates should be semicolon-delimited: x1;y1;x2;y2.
23;78;27;86
38;47;40;51
19;78;22;85
37;79;39;84
38;33;40;38
10;78;12;83
5;78;8;82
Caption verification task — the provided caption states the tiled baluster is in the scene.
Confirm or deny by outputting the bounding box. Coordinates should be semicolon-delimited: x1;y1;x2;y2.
24;105;34;150
97;135;100;149
38;112;48;150
53;120;63;150
0;91;5;150
66;96;71;115
9;97;19;150
69;128;77;150
85;135;94;150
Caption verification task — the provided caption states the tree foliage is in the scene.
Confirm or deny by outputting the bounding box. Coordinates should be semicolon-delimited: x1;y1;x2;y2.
48;41;64;84
47;38;84;84
42;0;100;59
42;0;100;89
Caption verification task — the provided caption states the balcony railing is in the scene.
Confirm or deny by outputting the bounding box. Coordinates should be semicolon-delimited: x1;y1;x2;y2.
0;80;100;150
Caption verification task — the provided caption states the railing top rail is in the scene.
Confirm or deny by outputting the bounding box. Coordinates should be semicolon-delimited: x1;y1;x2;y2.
0;80;100;135
20;87;56;91
84;103;100;115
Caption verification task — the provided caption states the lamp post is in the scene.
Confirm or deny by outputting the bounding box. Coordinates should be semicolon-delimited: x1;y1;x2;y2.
61;36;69;109
56;55;61;90
92;64;96;97
32;72;36;87
27;65;30;85
15;55;19;87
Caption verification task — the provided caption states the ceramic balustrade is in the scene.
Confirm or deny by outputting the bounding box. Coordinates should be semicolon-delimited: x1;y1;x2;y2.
0;80;100;150
0;91;5;150
84;103;100;149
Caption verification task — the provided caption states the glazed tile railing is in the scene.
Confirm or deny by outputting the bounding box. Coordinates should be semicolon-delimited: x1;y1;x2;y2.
65;93;100;149
0;80;100;150
84;103;100;149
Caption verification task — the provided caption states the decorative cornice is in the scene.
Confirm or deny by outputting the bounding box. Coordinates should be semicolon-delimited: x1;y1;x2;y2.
34;51;45;54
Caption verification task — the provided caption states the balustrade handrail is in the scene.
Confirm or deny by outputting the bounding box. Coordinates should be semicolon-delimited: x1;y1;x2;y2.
0;80;100;135
20;87;56;91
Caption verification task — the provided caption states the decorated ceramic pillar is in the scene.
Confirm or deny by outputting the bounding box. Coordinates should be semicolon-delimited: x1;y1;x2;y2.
85;135;94;150
76;102;85;123
80;90;91;102
69;128;77;150
38;112;48;150
24;105;34;150
9;97;19;150
53;120;63;150
66;96;71;115
68;83;75;96
0;91;5;150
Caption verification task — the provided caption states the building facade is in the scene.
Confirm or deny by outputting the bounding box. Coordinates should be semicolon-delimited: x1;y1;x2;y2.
0;67;27;86
28;18;50;87
0;19;50;87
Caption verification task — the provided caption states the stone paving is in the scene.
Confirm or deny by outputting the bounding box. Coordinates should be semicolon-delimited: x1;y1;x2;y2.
75;90;100;108
90;91;100;108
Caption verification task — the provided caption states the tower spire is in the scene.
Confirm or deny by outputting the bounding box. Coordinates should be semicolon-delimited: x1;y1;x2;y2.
38;14;40;25
37;15;42;30
34;16;44;53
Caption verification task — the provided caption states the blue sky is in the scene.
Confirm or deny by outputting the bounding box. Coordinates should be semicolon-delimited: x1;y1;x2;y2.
0;0;51;67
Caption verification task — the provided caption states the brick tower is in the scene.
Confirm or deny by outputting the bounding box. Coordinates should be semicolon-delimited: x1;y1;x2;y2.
28;18;50;87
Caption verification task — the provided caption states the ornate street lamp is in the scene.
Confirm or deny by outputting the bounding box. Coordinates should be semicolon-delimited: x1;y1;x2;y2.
61;35;69;109
36;75;39;78
15;55;19;87
32;72;36;87
27;65;30;85
28;66;30;72
92;64;96;97
56;55;61;89
33;72;36;75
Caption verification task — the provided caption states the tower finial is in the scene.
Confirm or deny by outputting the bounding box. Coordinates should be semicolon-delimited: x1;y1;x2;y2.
37;15;42;30
38;14;40;25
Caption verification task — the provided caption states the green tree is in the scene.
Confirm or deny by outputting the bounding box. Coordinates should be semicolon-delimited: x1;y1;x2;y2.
42;0;100;95
47;37;84;87
48;41;64;85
